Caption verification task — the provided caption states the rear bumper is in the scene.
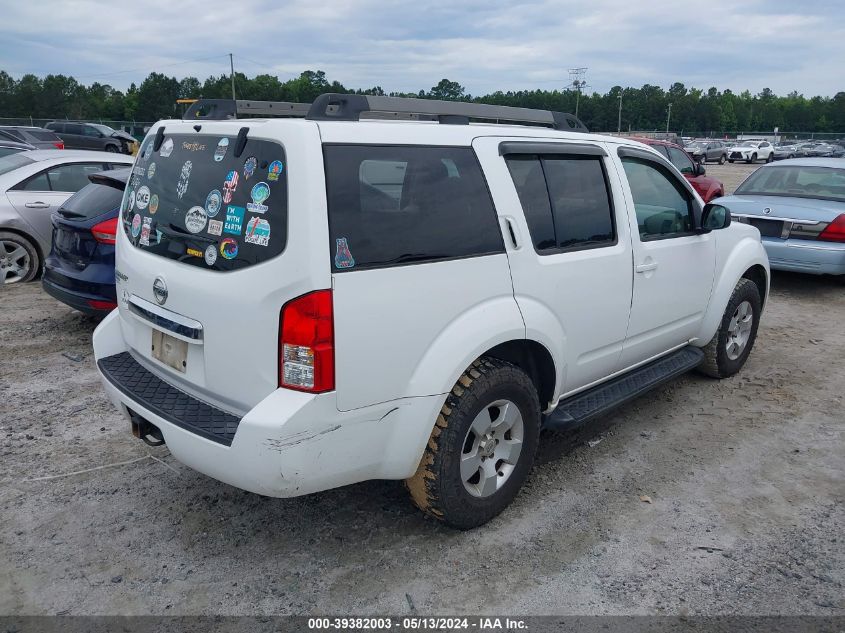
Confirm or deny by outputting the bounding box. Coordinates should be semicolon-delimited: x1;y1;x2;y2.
42;276;116;315
762;237;845;275
92;311;444;497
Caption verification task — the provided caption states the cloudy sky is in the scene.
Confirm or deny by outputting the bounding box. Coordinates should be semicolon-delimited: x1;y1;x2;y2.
1;0;843;96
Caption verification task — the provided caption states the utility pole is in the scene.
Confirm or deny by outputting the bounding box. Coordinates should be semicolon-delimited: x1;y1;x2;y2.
568;67;589;118
617;94;623;133
229;53;236;101
666;103;672;133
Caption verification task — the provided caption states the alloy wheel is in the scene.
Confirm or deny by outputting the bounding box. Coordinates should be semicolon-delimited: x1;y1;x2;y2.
0;239;31;284
726;300;754;360
460;399;524;498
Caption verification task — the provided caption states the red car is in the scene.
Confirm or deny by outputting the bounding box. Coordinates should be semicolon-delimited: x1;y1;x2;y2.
628;137;725;202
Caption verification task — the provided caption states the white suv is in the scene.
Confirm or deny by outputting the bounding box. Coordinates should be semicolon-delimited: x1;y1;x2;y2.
727;139;775;164
93;94;769;529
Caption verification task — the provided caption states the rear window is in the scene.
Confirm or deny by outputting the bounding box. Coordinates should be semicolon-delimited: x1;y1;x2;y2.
61;181;124;219
324;145;503;271
121;133;288;272
0;153;34;176
29;130;60;142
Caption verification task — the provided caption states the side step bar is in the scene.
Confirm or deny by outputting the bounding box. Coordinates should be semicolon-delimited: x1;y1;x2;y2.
543;346;704;432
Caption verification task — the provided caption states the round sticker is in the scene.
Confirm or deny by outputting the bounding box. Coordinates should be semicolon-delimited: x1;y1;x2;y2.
131;213;142;238
251;182;270;204
267;160;283;181
135;185;151;210
184;206;208;234
149;194;159;214
214;138;229;162
220;238;238;260
205;189;223;217
143;142;153;160
160;137;174;158
147;162;156;179
204;244;218;267
243;156;257;179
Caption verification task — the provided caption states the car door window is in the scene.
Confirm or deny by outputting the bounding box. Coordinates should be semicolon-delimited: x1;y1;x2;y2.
83;125;101;138
667;147;695;175
621;158;694;240
65;123;84;135
18;172;51;191
47;163;105;192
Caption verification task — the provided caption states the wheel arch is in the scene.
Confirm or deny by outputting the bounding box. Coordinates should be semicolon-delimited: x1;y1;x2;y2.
482;339;556;410
0;226;44;263
741;264;768;309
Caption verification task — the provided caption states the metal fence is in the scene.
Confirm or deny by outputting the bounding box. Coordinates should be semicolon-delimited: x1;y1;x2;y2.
0;117;154;141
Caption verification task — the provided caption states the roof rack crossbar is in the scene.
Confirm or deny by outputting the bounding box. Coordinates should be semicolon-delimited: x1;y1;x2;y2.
305;93;588;132
183;99;311;121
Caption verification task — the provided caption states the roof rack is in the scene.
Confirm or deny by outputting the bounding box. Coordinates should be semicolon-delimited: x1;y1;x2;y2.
183;99;310;120
181;93;588;132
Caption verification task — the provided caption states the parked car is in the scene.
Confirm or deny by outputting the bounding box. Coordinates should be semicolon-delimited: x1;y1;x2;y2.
719;157;845;276
685;140;727;164
0;150;133;283
0;126;64;150
0;139;37;158
798;142;839;158
772;141;804;161
45;122;138;155
93;94;768;529
42;168;129;314
630;137;725;201
727;140;774;164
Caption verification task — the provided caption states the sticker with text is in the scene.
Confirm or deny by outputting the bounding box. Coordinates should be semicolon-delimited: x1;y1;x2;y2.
184;206;208;234
244;216;270;246
246;181;270;214
223;205;245;235
204;244;218;266
207;219;223;236
214;138;229;162
139;217;152;246
267;160;283;181
205;189;223;217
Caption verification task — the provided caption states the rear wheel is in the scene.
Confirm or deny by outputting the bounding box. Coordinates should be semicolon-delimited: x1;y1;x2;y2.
698;278;762;379
406;357;541;529
719;154;726;165
0;232;39;284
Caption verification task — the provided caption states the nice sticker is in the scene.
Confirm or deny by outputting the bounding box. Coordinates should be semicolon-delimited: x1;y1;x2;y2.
214;138;229;162
220;238;238;260
135;185;151;210
244;216;270;246
204;244;218;266
207;219;223;236
223;205;245;235
147;162;156;179
185;206;208;234
267;160;283;181
223;170;239;204
149;194;159;214
205;189;223;217
243;156;257;179
131;213;142;238
159;137;174;157
247;182;270;214
334;237;355;269
176;160;193;199
139;217;152;246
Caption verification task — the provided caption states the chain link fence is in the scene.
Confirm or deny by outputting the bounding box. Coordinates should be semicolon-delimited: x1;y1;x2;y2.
0;117;154;141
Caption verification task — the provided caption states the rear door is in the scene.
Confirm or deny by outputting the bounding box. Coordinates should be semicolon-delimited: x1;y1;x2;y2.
326;143;520;411
614;146;716;367
476;137;634;395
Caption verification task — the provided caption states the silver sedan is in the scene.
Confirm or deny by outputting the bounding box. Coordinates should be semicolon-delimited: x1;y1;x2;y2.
0;150;132;283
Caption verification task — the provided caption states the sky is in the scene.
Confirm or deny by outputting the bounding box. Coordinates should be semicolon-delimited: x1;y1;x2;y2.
1;0;843;97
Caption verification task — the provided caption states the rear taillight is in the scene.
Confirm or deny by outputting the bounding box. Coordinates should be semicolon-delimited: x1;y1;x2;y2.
91;217;118;245
279;290;335;393
87;299;117;311
53;141;64;149
818;214;845;243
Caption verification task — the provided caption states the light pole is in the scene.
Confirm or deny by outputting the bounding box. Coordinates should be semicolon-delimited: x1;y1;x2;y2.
617;94;623;133
666;103;672;133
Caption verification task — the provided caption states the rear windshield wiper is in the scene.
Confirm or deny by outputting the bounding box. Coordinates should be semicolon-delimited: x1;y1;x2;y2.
157;223;216;244
56;209;87;219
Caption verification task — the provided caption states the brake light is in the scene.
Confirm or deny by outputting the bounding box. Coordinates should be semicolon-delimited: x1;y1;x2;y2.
279;290;335;393
818;214;845;243
91;217;118;244
87;299;117;310
53;141;64;149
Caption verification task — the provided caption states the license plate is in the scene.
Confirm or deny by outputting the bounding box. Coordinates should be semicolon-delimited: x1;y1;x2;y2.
152;329;188;373
748;218;783;238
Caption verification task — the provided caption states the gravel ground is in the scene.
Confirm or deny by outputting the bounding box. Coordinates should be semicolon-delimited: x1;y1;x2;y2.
1;269;843;616
702;161;758;194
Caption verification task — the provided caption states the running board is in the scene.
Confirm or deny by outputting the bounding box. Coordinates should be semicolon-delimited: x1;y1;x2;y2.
543;346;704;432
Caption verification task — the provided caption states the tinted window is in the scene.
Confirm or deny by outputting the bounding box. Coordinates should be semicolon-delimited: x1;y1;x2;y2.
0;153;35;177
324;145;503;271
667;147;695;174
0;147;24;158
29;130;59;142
735;165;845;203
622;158;693;239
0;129;25;141
121;134;288;272
20;172;50;191
60;181;124;219
46;163;105;192
508;155;615;252
65;124;84;135
83;125;101;138
46;122;64;132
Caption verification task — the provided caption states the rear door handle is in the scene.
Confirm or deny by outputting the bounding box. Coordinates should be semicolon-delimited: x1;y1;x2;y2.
25;202;50;209
635;261;658;273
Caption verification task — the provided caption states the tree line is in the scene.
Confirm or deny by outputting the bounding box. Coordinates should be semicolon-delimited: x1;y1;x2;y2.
1;69;844;135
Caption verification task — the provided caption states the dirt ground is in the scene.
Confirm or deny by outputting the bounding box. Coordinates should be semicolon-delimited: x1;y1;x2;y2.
1;244;844;616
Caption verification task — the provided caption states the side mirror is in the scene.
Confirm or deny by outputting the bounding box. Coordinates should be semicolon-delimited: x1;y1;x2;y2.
695;162;706;176
700;203;731;232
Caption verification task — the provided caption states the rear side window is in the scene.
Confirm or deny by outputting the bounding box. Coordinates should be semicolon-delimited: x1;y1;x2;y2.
324;145;503;271
506;155;615;253
29;130;61;141
121;133;288;272
60;182;124;219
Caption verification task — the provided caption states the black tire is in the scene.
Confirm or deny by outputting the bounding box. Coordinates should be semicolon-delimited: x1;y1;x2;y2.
105;144;119;153
406;357;541;529
728;159;734;163
0;231;40;284
747;153;756;164
766;152;774;163
719;154;726;165
698;278;762;379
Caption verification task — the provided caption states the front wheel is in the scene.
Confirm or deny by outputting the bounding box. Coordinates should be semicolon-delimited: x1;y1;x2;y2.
0;231;40;284
406;357;541;529
719;154;726;165
698;278;762;379
747;153;757;164
766;152;774;163
728;159;734;163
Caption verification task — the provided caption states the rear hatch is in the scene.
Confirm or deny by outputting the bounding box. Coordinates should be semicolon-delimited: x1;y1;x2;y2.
113;120;328;414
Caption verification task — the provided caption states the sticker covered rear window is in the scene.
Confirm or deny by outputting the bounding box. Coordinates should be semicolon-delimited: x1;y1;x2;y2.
121;133;287;271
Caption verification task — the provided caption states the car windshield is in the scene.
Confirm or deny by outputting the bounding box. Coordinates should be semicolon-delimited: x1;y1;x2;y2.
735;165;845;203
0;153;35;176
91;123;115;136
687;142;706;149
735;141;757;147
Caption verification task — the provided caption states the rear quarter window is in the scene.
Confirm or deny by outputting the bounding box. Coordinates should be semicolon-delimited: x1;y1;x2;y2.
121;133;288;272
324;145;503;271
61;182;124;219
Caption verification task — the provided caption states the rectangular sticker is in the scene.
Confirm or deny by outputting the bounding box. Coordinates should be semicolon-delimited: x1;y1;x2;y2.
223;206;245;235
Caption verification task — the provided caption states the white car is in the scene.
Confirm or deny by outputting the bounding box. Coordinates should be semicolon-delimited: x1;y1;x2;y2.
0;150;133;283
727;140;775;164
92;95;769;529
